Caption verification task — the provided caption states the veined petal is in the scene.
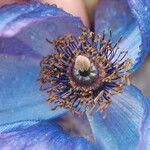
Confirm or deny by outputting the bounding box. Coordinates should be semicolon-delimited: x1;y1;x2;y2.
0;3;84;124
87;85;148;150
137;99;150;150
0;120;96;150
95;0;150;72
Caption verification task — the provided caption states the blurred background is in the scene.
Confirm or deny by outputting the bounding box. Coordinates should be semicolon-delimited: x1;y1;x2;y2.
83;0;150;98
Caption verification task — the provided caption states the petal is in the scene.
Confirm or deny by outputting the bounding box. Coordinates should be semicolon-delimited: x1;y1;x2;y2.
0;120;96;150
0;3;84;124
0;2;83;56
0;55;67;124
0;2;70;36
95;0;150;72
87;85;148;150
127;0;150;71
136;99;150;150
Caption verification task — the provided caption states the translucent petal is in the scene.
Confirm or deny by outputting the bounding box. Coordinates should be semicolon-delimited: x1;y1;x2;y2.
0;3;84;124
0;120;96;150
95;0;150;72
87;85;147;150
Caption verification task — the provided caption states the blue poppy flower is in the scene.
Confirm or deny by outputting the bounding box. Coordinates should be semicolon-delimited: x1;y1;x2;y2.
0;0;150;150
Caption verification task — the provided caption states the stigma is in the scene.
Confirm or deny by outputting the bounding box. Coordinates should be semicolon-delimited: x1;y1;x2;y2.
39;28;132;115
75;55;91;72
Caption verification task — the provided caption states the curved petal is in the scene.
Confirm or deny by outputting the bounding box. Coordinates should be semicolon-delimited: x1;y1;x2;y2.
0;120;97;150
95;0;150;72
0;2;70;36
0;2;83;56
87;85;148;150
127;0;150;70
0;3;84;124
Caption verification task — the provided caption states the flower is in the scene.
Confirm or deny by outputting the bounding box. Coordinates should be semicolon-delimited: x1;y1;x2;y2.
0;0;150;150
39;29;132;115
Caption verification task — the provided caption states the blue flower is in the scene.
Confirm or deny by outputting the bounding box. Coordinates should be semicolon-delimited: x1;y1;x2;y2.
0;0;150;150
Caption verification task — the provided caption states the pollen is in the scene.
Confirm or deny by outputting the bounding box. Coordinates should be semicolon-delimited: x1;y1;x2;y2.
39;28;132;115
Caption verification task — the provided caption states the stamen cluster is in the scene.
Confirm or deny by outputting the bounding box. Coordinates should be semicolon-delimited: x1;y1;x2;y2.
39;28;132;115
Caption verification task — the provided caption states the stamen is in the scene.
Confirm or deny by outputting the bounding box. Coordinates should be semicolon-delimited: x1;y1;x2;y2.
39;28;132;116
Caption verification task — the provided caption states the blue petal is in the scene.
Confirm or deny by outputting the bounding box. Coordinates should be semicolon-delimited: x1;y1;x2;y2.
136;99;150;150
95;0;150;72
0;120;96;150
0;2;70;35
127;0;150;71
87;85;148;150
0;2;83;56
0;3;84;124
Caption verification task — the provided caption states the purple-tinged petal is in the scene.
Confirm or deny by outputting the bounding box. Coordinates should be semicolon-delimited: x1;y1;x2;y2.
0;2;84;57
0;16;83;58
0;2;71;36
0;120;97;150
87;85;147;150
95;0;150;72
137;99;150;150
0;3;84;124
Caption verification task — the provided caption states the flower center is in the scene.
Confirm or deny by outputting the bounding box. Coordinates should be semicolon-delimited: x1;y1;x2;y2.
39;28;132;115
72;55;99;86
79;69;90;77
